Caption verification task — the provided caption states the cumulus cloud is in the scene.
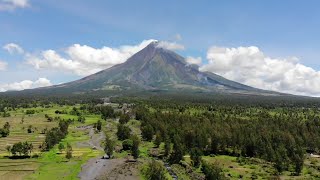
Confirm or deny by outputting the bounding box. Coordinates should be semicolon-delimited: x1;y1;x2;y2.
26;39;157;76
186;56;202;66
200;46;320;96
3;43;24;54
0;78;52;92
0;61;8;70
156;41;185;51
0;0;30;11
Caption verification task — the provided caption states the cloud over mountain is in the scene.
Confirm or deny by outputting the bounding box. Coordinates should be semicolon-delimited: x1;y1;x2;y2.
200;46;320;96
26;39;157;76
186;56;202;65
156;41;185;50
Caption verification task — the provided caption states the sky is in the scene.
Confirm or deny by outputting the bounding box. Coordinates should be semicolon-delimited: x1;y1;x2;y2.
1;0;320;96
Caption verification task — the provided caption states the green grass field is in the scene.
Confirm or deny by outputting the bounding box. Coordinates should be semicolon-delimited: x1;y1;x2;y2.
0;105;105;180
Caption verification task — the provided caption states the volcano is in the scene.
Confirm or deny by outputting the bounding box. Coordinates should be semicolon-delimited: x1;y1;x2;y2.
20;42;279;96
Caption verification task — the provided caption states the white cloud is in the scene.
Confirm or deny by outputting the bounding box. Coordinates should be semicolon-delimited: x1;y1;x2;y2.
186;56;202;65
0;78;52;92
156;41;185;51
0;0;29;11
26;39;157;76
200;46;320;96
0;61;8;70
3;43;24;54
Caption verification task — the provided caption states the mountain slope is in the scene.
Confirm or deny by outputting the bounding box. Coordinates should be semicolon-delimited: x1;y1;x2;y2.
27;42;279;95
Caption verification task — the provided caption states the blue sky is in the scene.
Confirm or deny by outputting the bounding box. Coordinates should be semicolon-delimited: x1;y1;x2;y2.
1;0;320;95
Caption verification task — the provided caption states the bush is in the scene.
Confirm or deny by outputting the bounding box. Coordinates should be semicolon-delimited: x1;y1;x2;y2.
122;139;133;151
201;160;225;180
77;116;86;123
26;109;35;115
144;159;168;180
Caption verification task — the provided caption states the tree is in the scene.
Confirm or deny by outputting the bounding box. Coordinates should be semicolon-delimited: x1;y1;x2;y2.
11;142;23;156
0;122;10;137
23;141;33;156
116;124;131;140
10;141;33;157
144;159;168;180
66;143;72;160
292;146;304;175
131;135;140;159
273;145;289;174
59;120;69;136
190;147;202;167
104;135;115;158
101;106;115;120
44;122;69;151
96;120;102;131
154;131;162;148
141;124;154;141
164;138;171;157
119;113;130;124
169;135;184;164
58;143;65;153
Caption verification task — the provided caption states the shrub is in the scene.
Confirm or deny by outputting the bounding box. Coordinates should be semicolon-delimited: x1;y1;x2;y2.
122;139;133;151
144;159;168;180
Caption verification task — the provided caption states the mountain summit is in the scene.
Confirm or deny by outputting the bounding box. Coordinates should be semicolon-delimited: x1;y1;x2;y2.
29;42;277;95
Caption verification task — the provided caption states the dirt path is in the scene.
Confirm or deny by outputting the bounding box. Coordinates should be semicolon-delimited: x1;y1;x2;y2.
76;126;105;150
78;157;125;180
88;127;105;150
96;160;140;180
78;125;139;180
77;126;106;180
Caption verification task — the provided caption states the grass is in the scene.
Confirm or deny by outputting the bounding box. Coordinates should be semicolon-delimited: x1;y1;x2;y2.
26;147;103;180
26;122;104;180
0;105;105;180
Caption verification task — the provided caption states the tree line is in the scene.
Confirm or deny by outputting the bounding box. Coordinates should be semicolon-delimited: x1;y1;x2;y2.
134;102;320;175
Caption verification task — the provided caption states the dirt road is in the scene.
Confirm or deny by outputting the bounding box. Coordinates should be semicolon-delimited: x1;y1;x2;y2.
78;126;139;180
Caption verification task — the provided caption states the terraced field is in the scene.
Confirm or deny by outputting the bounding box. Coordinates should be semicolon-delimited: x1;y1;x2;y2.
0;105;106;180
0;159;39;180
